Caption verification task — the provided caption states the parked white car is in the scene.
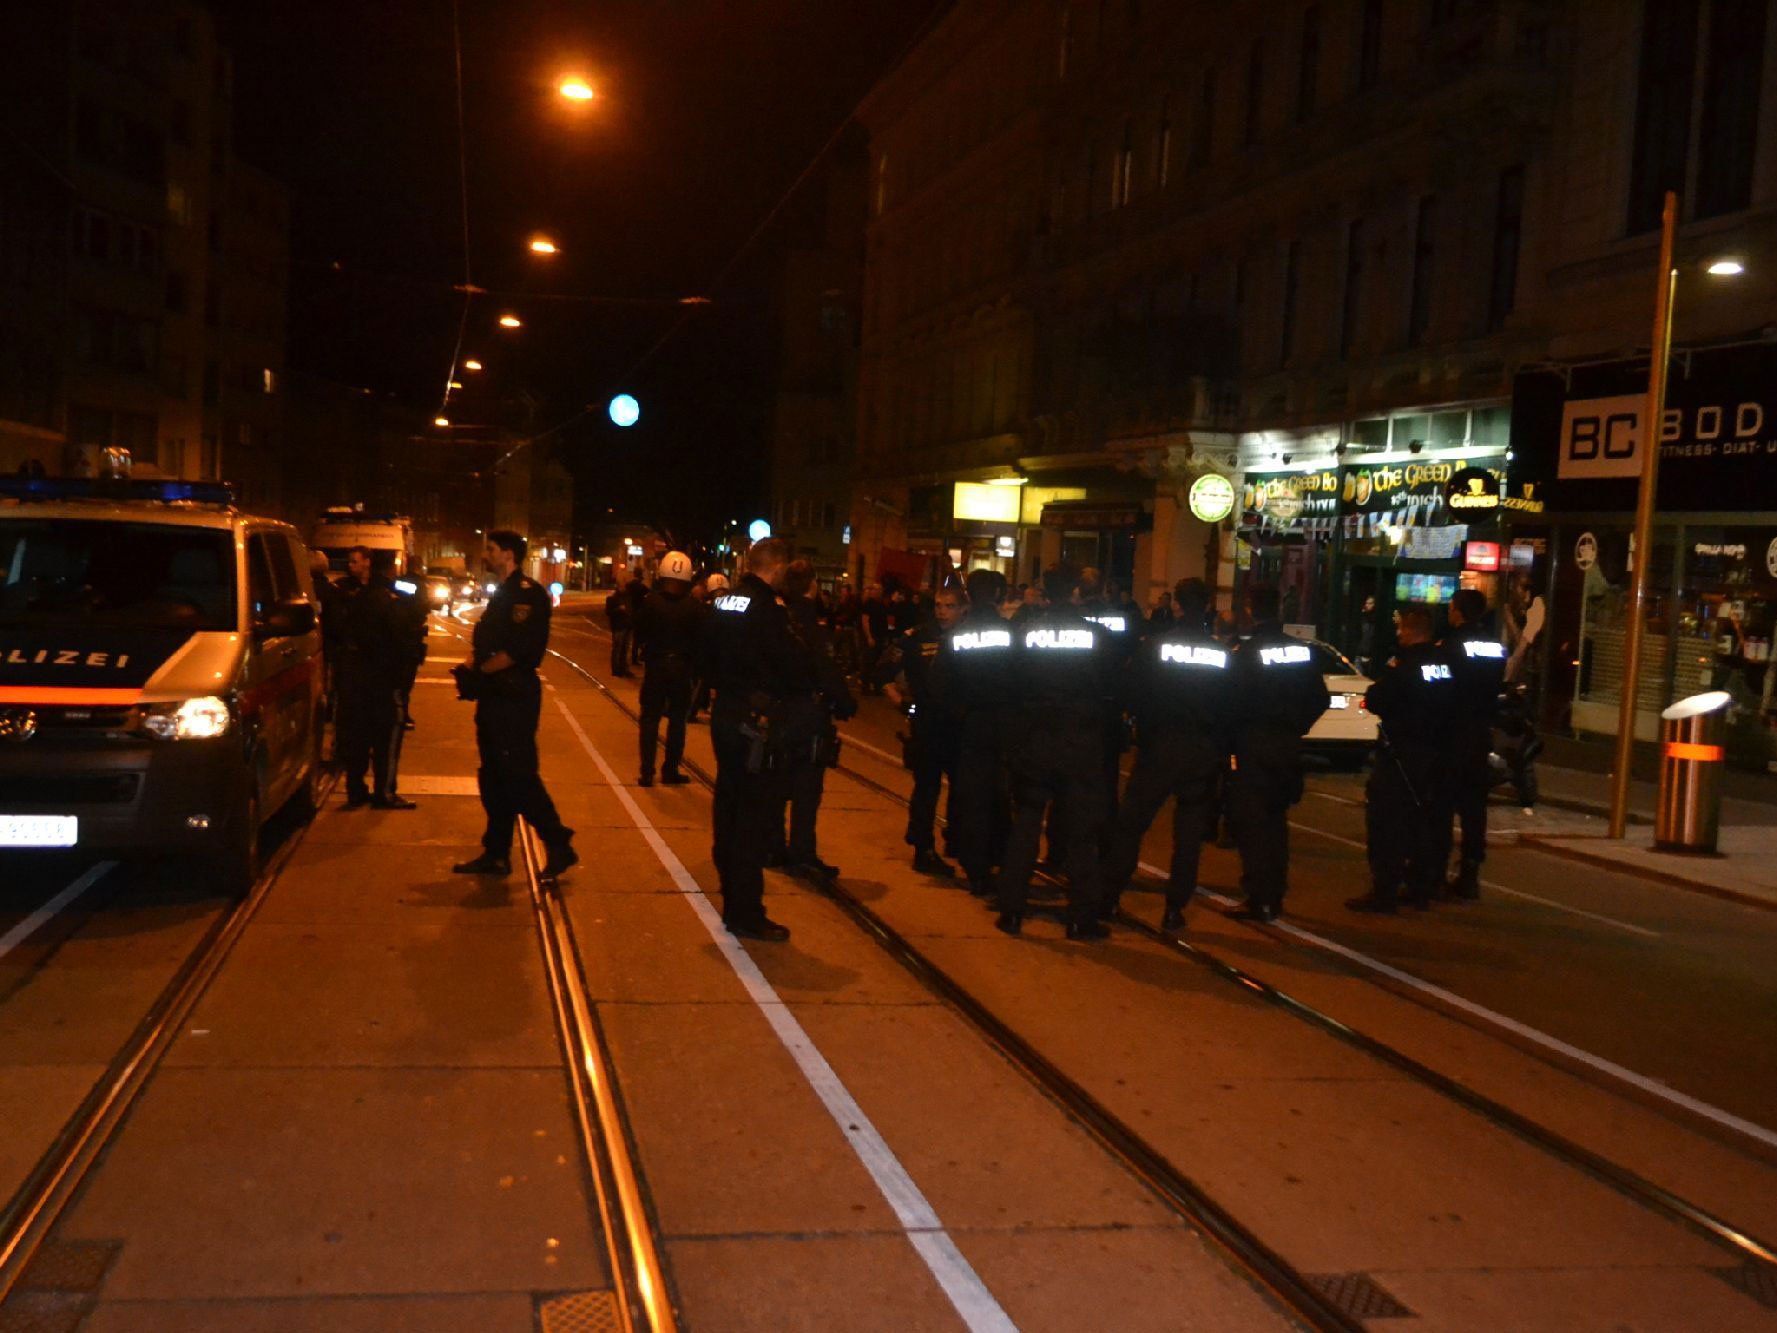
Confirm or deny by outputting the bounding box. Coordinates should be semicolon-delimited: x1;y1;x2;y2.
1297;638;1378;753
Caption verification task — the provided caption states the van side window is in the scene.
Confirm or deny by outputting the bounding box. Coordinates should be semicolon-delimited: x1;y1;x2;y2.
247;533;277;619
282;535;312;597
262;530;300;599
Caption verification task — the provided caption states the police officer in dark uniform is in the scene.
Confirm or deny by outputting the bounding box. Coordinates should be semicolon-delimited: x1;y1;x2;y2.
1076;567;1138;859
335;546;416;810
386;560;429;735
1100;579;1233;930
1433;588;1505;901
934;568;1014;896
1347;604;1459;913
770;558;856;881
1226;585;1330;922
635;550;704;787
993;566;1113;941
452;530;576;878
702;538;807;941
877;581;966;878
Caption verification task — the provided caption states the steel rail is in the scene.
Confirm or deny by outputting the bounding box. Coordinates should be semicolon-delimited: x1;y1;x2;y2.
543;645;1358;1331
517;820;680;1333
0;778;333;1303
833;723;1777;1275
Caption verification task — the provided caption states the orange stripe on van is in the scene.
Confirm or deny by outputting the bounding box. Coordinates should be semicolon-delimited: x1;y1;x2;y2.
0;686;144;706
1663;741;1724;762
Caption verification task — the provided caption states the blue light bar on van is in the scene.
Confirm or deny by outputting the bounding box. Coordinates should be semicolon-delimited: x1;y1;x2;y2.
0;477;236;505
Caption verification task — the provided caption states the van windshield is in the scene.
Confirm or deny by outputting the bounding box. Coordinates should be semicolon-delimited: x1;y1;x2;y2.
0;520;237;630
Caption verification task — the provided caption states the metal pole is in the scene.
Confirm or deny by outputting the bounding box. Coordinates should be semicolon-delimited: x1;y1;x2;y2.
1608;190;1678;839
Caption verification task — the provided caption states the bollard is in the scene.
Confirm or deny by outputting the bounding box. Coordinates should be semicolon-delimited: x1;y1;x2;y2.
1654;690;1732;852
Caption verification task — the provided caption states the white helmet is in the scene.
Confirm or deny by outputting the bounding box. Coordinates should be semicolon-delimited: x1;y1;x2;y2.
658;550;694;583
705;572;730;593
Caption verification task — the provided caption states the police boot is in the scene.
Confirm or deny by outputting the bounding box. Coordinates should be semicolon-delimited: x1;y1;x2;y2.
661;769;692;786
638;770;654;787
1453;859;1482;902
993;911;1023;936
912;847;956;878
1160;902;1187;932
966;875;995;899
542;832;579;879
1345;886;1397;915
453;852;511;876
1066;912;1110;941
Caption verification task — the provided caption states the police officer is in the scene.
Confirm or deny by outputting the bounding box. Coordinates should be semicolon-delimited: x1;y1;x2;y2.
1347;604;1459;914
1226;585;1330;922
605;573;638;678
934;568;1014;896
335;546;417;811
770;558;856;881
1433;588;1506;900
993;566;1112;940
702;538;807;941
1100;579;1233;930
878;581;966;878
387;561;429;733
453;530;576;878
635;550;704;787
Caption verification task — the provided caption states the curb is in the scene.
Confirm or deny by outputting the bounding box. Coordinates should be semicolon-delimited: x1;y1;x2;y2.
1516;834;1777;914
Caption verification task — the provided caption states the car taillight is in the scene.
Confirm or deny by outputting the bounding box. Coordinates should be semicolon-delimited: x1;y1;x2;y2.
1356;695;1368;712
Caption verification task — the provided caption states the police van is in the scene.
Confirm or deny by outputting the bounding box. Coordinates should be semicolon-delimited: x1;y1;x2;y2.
311;507;413;578
0;477;325;890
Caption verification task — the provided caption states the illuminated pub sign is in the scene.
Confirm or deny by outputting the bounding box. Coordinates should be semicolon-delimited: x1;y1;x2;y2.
1243;468;1339;526
1512;341;1777;512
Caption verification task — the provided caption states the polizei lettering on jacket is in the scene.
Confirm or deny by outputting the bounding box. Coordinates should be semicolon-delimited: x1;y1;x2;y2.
1421;662;1453;682
3;648;133;668
1462;640;1506;659
1160;643;1227;668
1259;644;1312;666
1025;627;1094;651
951;628;1012;652
1087;614;1128;633
713;594;753;614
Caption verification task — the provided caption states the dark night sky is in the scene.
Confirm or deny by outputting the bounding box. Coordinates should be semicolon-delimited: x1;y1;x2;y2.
213;1;937;538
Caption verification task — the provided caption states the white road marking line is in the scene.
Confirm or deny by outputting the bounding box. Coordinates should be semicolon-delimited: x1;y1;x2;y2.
552;698;1017;1332
840;731;905;769
0;861;114;960
1139;861;1774;1150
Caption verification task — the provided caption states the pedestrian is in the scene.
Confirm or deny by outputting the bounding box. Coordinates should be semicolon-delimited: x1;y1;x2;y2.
831;583;864;679
1148;590;1175;631
605;573;636;678
992;566;1113;941
878;581;966;878
933;568;1014;897
703;538;807;941
1100;579;1232;930
860;580;890;692
1347;604;1458;914
635;550;704;787
1432;588;1506;900
1355;594;1379;675
769;559;856;880
686;572;727;723
452;530;576;878
334;546;417;810
625;566;649;668
1225;584;1330;922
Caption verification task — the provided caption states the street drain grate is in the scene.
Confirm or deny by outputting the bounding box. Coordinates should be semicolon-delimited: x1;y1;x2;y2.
536;1289;622;1333
1716;1261;1777;1310
1306;1272;1416;1320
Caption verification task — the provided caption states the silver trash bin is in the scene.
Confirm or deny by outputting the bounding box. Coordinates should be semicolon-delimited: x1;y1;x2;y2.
1655;690;1732;852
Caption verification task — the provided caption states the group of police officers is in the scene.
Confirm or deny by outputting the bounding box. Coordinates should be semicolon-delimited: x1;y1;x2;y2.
317;527;1508;941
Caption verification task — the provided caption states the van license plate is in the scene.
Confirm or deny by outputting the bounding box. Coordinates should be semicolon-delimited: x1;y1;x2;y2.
0;815;78;847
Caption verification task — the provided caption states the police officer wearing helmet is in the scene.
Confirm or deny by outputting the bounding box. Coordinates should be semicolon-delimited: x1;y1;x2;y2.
1226;584;1330;922
993;566;1113;941
877;580;967;878
1100;578;1232;931
635;549;704;787
452;530;576;879
702;538;807;941
933;567;1014;896
1347;604;1458;914
1433;588;1506;901
769;558;856;881
335;546;417;810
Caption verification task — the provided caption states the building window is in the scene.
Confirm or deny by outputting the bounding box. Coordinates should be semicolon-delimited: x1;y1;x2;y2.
1696;0;1767;219
1296;6;1321;123
1190;69;1215;167
1280;239;1301;365
1340;218;1363;358
1244;40;1265;145
1408;195;1436;346
1112;122;1134;207
1155;96;1172;187
262;367;278;395
822;501;837;530
1488;166;1525;330
1058;5;1071;80
1356;0;1384;89
1628;1;1700;233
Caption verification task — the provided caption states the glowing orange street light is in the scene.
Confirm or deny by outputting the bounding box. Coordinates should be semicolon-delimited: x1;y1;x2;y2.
558;77;595;101
498;314;522;329
434;416;450;428
463;359;483;371
528;236;559;255
448;380;463;390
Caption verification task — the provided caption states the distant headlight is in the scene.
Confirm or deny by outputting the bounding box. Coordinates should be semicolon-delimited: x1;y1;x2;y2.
430;585;449;603
484;581;498;594
143;695;232;740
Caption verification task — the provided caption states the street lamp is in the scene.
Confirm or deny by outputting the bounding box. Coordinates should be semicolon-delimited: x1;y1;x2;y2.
463;359;483;372
1608;189;1746;837
558;77;596;101
434;416;450;428
528;236;559;255
498;314;522;329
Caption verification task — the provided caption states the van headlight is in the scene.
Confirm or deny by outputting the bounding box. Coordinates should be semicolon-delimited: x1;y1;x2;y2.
143;696;233;740
430;585;449;603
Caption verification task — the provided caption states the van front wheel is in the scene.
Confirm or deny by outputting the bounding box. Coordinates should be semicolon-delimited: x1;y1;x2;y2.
209;784;261;898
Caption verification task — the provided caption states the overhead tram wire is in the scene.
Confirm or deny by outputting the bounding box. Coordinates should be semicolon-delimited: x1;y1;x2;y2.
439;0;475;421
491;0;957;468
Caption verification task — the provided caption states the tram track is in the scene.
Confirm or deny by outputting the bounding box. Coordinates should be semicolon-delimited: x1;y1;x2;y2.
546;642;1777;1323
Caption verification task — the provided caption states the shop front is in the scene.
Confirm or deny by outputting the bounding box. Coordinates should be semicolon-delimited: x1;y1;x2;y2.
1512;342;1777;774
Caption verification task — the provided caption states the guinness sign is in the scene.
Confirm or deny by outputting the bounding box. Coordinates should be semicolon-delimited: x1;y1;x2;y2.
1446;467;1501;511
